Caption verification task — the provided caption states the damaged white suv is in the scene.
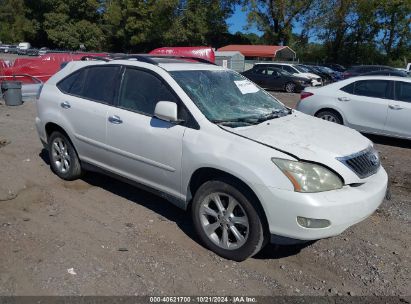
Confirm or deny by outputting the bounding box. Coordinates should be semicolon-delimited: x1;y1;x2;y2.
35;55;388;261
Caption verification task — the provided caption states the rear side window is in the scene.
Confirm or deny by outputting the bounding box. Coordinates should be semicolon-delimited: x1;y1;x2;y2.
396;82;411;102
353;80;392;99
252;67;265;75
81;66;120;104
340;82;354;94
57;70;85;94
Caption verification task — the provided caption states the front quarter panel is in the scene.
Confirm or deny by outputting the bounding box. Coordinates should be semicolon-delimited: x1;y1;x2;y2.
181;124;296;200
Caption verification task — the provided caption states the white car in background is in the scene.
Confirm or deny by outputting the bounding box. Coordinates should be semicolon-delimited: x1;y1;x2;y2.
35;56;387;261
296;76;411;140
255;62;322;86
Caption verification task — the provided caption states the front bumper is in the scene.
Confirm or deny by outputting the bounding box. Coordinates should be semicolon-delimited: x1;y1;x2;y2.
254;166;388;242
311;79;322;86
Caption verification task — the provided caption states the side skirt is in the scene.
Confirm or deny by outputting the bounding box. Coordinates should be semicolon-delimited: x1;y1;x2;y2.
81;161;188;210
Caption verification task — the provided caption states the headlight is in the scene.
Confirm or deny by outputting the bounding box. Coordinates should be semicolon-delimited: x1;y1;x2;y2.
272;158;343;192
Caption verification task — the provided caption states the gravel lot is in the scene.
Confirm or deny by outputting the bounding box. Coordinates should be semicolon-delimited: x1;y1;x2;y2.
0;64;410;297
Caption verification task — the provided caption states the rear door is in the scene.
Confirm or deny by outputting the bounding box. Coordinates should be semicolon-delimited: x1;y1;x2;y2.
384;81;411;139
264;67;284;90
246;67;266;86
57;65;121;164
338;79;392;133
105;67;189;199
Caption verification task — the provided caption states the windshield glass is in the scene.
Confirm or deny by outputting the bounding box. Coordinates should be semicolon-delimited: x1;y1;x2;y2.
170;69;288;124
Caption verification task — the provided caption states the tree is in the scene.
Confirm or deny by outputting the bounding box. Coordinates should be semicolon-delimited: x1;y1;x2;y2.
244;0;315;45
0;0;38;43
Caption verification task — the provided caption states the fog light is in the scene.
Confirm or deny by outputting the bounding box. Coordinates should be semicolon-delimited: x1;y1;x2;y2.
297;216;331;228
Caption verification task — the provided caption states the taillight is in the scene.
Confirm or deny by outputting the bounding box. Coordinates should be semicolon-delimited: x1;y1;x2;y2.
342;72;351;78
36;83;44;100
300;91;314;100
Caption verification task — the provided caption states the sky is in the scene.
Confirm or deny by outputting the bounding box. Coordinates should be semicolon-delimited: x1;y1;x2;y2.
226;5;305;37
226;5;262;35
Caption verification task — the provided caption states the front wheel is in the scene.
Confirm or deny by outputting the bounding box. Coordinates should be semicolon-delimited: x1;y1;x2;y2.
192;180;266;261
285;82;296;93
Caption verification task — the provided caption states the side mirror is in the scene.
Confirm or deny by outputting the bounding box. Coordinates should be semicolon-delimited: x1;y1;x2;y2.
154;101;179;122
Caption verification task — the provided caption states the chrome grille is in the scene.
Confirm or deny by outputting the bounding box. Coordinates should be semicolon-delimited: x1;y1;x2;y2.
337;147;380;179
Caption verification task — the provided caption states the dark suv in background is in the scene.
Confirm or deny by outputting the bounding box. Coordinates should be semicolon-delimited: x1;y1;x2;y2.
242;65;311;93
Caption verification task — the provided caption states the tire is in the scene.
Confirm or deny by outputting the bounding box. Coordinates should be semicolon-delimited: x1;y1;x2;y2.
48;131;82;180
315;110;343;124
285;82;296;93
192;180;266;261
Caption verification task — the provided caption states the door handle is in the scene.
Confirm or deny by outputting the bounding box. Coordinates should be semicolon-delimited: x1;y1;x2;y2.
108;115;123;124
389;104;403;110
60;101;71;109
338;97;350;102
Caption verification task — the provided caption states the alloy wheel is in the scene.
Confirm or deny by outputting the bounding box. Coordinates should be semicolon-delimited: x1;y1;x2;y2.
51;137;71;174
199;192;249;250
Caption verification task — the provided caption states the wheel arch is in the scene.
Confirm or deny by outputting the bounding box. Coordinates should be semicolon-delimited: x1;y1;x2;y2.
186;167;270;237
45;122;72;142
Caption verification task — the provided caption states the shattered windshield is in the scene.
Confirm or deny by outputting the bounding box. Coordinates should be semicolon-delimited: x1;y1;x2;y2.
170;70;289;126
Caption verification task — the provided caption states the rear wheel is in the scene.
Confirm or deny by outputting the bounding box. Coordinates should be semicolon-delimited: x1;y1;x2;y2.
192;180;266;261
48;131;82;180
316;110;343;124
285;82;296;93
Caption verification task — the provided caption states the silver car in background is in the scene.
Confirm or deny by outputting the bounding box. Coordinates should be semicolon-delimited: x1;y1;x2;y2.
296;76;411;140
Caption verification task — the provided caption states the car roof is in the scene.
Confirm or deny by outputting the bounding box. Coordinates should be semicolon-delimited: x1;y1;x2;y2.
255;62;294;66
62;58;226;73
347;75;411;81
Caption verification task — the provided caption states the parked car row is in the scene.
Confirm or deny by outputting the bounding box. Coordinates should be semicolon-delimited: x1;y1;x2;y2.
242;62;342;93
242;61;410;93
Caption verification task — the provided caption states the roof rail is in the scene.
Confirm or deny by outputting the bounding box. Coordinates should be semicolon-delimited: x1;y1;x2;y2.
80;55;110;62
148;55;216;65
110;54;215;65
109;54;159;65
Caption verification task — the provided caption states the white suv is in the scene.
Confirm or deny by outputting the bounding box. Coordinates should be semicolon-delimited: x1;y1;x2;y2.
35;55;388;261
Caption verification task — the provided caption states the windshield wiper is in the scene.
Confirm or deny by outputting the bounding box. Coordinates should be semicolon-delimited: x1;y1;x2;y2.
212;108;292;127
255;108;292;123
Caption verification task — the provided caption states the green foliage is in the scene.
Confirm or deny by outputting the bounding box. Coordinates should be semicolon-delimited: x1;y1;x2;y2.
0;0;408;66
0;0;38;43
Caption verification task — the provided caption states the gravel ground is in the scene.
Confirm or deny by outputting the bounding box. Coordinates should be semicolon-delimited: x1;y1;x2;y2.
0;72;410;297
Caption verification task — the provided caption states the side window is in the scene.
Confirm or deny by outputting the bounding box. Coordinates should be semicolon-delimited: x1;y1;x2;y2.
396;82;411;102
266;68;279;76
253;67;265;75
81;66;120;104
119;68;178;116
70;70;87;96
57;69;86;95
282;66;295;73
353;80;391;99
341;82;354;94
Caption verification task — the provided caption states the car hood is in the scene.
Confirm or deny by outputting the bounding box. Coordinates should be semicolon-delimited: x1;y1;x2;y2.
224;112;372;183
299;72;320;79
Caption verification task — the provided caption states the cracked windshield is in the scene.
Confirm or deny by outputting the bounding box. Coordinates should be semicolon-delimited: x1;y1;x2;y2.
171;70;290;127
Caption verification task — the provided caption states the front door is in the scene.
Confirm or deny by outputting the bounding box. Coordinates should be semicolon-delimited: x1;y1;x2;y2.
105;67;186;199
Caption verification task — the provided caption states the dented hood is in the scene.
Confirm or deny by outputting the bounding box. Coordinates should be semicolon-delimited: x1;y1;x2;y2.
225;112;372;183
